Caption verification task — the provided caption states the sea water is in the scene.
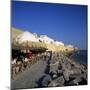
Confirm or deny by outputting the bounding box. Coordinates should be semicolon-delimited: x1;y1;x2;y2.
70;50;87;65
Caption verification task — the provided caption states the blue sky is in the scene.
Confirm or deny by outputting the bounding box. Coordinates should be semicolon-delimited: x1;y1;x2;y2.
11;1;87;50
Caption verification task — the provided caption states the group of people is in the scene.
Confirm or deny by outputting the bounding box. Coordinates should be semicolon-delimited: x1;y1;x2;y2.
11;49;52;79
11;50;33;79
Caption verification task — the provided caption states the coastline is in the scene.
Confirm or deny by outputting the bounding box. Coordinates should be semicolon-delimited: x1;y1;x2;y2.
11;50;87;89
69;50;87;65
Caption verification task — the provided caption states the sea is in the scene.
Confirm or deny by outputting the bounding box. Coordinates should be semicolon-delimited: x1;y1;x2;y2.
70;50;87;65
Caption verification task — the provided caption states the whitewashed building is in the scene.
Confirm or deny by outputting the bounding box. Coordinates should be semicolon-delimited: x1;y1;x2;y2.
67;45;74;48
16;31;39;43
55;41;64;46
39;35;54;44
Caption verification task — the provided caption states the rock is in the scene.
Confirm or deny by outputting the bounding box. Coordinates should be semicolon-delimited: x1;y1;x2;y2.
48;76;65;87
63;70;70;81
48;81;58;87
52;74;57;79
82;73;87;80
68;76;84;86
71;68;82;75
69;72;87;85
48;52;87;86
50;59;56;64
41;75;52;87
49;71;58;79
78;78;87;85
68;80;79;85
57;69;63;75
49;62;59;74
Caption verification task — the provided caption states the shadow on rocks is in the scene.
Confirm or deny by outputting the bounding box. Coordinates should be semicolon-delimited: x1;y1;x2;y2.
35;75;46;88
44;65;50;74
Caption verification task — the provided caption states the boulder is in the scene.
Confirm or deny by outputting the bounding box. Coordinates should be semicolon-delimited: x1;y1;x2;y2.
63;70;70;81
41;75;52;87
49;62;59;74
48;76;65;87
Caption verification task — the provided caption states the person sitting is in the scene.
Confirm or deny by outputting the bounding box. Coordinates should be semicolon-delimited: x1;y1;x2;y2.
23;56;28;69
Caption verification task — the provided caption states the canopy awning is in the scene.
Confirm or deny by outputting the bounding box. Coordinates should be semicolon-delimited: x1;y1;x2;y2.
12;42;47;53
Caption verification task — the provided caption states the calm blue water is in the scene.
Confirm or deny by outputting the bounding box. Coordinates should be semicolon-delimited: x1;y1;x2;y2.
70;50;87;65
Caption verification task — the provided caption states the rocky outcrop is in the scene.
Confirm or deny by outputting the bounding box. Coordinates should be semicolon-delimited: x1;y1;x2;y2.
48;76;65;87
40;53;87;87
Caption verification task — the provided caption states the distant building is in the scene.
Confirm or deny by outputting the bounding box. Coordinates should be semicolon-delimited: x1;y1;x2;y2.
67;45;74;48
39;35;54;44
64;45;74;51
16;31;39;43
55;41;64;46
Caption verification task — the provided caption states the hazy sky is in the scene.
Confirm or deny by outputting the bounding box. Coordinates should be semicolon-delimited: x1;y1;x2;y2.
12;1;87;50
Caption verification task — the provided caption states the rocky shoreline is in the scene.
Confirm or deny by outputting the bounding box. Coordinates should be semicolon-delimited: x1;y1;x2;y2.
11;51;87;89
37;52;87;87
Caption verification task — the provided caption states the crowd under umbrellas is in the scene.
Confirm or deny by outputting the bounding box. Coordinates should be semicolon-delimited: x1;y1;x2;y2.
11;48;48;79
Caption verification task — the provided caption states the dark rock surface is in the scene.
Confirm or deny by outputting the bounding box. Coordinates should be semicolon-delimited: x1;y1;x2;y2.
47;53;87;87
48;76;65;87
